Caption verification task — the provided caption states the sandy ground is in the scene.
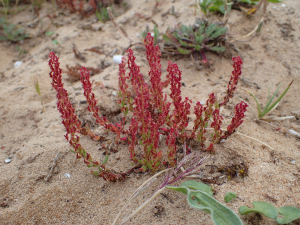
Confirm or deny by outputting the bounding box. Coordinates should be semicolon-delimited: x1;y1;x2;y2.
1;0;300;224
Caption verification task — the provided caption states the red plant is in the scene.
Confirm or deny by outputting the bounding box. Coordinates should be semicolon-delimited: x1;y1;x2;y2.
49;53;125;181
48;34;248;179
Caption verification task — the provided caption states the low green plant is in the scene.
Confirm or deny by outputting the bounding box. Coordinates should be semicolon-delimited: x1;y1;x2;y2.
95;3;110;22
238;0;282;4
239;201;300;224
163;19;228;64
0;18;30;42
246;81;293;120
167;182;300;225
196;0;282;15
224;191;237;203
167;180;243;225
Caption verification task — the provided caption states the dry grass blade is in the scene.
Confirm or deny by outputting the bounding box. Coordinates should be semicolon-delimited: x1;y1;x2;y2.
236;132;274;150
112;168;171;225
119;187;166;225
259;116;295;122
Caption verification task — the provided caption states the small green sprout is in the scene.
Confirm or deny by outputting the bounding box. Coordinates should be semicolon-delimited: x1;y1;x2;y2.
33;77;45;113
246;80;293;121
224;192;237;203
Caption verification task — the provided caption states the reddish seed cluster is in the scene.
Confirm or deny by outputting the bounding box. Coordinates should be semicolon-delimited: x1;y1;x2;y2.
144;33;165;112
49;52;81;145
208;109;223;152
80;67;109;126
220;56;243;107
222;101;248;139
169;62;192;132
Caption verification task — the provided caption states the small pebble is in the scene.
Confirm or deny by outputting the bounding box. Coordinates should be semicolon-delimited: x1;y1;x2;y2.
5;159;11;163
289;129;300;137
113;55;123;64
112;91;117;96
291;160;296;164
281;3;286;7
14;61;23;69
200;101;205;105
64;173;71;178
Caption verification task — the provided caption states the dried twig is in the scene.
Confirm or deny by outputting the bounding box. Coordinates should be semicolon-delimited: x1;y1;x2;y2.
73;43;86;62
45;151;60;182
107;7;133;42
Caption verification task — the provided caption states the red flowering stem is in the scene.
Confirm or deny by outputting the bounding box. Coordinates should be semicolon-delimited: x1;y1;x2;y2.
166;127;177;167
140;121;162;173
221;101;248;140
80;67;125;143
125;48;164;172
220;56;243;107
144;33;165;112
206;109;223;153
168;61;191;132
191;94;216;149
49;52;126;181
80;67;109;126
49;52;100;167
128;118;138;162
118;56;133;115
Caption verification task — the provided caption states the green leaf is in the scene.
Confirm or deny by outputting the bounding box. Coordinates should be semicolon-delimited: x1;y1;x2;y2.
210;27;228;39
181;180;213;196
154;24;159;44
188;190;243;225
239;201;278;219
52;40;59;45
210;46;226;52
276;206;300;224
177;47;191;54
247;90;262;117
195;44;201;51
167;184;243;225
224;192;237;203
102;154;109;165
0;36;8;41
179;39;189;47
45;31;55;36
208;0;232;14
205;24;218;38
124;107;129;116
263;83;281;113
162;34;171;44
260;81;293;118
91;170;100;176
267;0;282;3
196;34;205;45
237;0;253;4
